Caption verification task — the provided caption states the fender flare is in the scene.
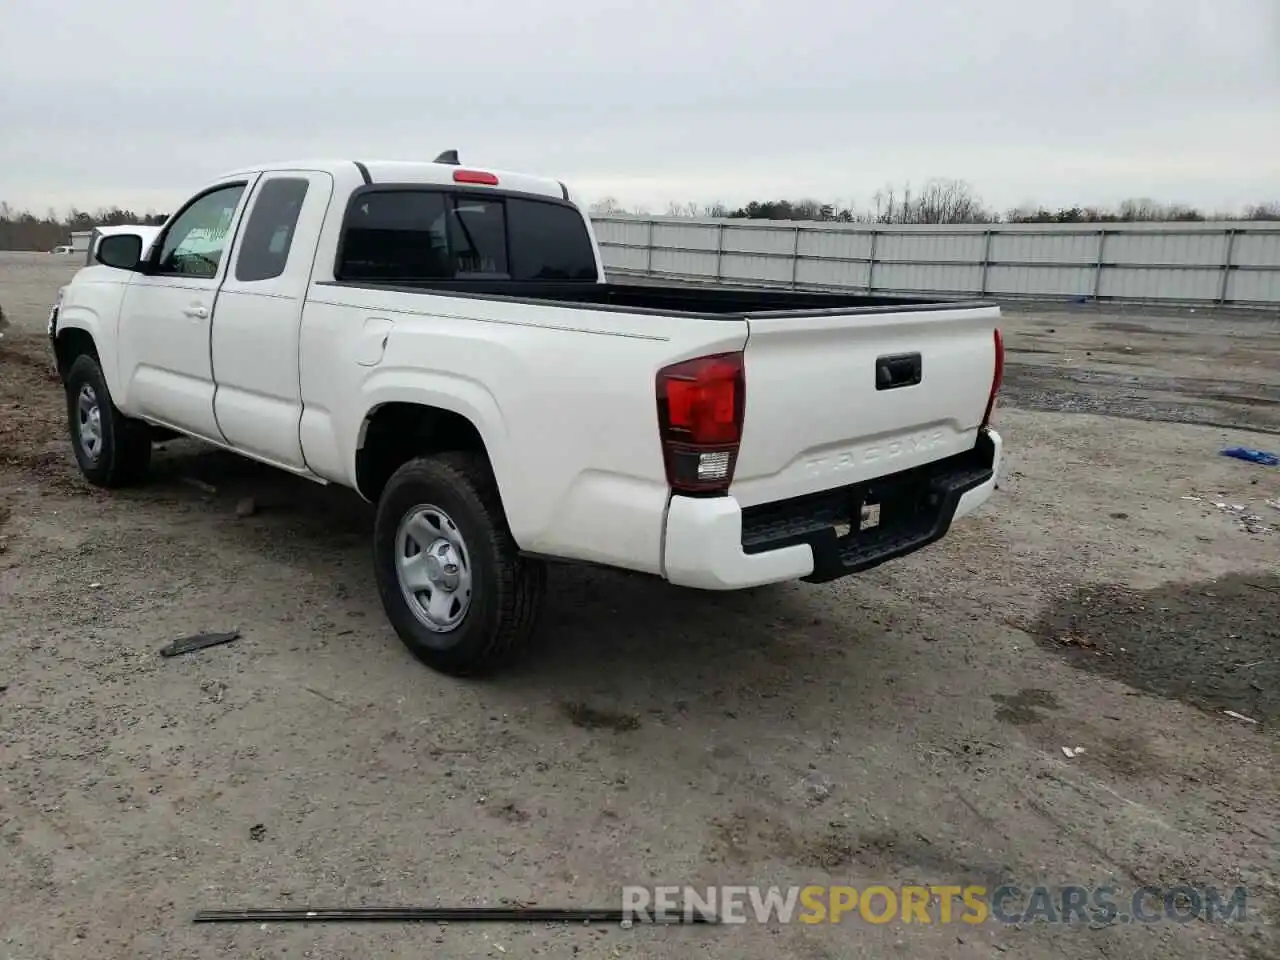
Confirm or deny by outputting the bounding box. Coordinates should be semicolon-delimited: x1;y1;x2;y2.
53;315;120;393
354;369;513;504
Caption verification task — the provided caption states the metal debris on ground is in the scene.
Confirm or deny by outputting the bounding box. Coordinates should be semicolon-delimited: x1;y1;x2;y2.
1196;496;1274;535
1223;710;1259;725
193;906;715;924
159;630;241;658
1061;746;1086;759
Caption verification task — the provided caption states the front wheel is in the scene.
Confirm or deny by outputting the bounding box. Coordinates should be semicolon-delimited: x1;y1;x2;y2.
373;452;546;676
64;354;151;487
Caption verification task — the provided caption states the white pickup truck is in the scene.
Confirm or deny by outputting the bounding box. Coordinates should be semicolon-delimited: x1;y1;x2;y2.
50;155;1003;675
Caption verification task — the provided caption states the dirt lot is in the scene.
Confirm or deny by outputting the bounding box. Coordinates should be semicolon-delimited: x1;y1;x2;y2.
1;251;1278;959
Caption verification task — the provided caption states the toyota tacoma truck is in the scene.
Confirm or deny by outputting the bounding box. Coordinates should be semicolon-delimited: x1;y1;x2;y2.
50;155;1003;676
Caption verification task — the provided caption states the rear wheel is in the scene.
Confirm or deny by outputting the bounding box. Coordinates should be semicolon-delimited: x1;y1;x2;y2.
65;354;151;487
373;452;546;676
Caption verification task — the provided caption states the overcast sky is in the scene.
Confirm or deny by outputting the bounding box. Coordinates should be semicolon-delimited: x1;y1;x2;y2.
1;0;1277;216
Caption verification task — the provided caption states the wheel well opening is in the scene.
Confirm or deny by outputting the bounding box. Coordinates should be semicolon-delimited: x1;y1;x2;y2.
356;403;489;502
54;329;99;381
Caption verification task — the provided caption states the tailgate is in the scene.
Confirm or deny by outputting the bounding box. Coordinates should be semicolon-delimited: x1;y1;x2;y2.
731;303;1000;508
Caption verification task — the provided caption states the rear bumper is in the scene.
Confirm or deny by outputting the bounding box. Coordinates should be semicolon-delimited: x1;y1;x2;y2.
663;428;1001;590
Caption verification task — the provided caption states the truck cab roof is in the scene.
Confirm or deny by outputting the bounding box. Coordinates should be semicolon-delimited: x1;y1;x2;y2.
215;159;572;203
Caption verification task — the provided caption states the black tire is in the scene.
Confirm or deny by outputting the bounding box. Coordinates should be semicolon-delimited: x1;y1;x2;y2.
373;452;546;676
65;354;152;487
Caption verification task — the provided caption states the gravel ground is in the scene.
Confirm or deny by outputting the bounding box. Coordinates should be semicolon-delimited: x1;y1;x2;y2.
1000;305;1280;435
1;252;1278;960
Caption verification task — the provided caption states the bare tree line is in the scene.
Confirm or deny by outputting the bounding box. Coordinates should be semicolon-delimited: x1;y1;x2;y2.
589;179;1280;224
0;204;169;252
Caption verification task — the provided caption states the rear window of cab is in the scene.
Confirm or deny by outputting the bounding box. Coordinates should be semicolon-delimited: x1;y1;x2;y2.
337;189;598;283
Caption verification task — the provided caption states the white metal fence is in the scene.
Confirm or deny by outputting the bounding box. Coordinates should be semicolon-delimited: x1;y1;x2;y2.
590;217;1280;307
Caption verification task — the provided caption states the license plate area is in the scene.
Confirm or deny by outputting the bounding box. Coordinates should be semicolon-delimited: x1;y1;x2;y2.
833;479;935;545
860;502;882;531
739;431;998;576
834;501;882;538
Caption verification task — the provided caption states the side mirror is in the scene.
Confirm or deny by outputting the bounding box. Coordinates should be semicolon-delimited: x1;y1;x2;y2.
96;234;144;271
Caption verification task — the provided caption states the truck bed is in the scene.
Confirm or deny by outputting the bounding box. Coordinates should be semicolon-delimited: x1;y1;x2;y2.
319;279;987;319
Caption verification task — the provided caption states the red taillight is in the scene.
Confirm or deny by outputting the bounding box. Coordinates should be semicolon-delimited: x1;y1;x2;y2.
453;169;499;186
982;328;1004;427
656;352;745;495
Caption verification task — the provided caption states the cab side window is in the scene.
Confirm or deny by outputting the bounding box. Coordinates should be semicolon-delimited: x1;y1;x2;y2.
234;178;310;282
154;184;246;279
338;191;452;281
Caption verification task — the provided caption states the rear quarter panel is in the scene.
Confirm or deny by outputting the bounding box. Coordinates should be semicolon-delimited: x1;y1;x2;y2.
298;287;748;574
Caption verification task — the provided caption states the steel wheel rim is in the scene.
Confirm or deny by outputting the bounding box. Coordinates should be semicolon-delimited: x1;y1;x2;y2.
395;504;473;633
77;384;103;461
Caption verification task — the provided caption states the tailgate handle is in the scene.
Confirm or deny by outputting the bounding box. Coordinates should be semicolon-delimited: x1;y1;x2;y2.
875;353;922;391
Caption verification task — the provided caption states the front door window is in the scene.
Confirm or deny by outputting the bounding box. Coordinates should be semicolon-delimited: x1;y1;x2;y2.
154;185;246;279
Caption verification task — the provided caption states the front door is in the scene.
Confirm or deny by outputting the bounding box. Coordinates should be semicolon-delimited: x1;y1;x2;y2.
116;179;254;441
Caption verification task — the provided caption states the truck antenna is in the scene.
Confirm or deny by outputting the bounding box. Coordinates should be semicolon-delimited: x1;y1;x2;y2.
434;150;460;165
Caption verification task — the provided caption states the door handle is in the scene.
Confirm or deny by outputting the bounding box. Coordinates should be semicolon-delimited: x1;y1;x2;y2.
183;305;209;319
